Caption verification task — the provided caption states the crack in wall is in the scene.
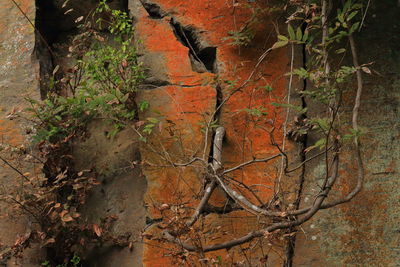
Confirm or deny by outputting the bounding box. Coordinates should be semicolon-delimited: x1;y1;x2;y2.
170;18;217;74
207;84;223;164
33;1;147;265
283;32;309;267
34;0;57;99
138;0;218;74
139;0;167;19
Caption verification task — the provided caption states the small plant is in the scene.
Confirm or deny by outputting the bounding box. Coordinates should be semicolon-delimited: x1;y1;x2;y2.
27;0;144;143
42;255;81;267
224;27;255;47
222;6;266;47
1;1;140;265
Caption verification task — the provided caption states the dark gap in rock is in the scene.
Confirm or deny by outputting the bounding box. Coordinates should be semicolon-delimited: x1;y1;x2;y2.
283;22;309;267
145;216;163;227
34;0;58;99
197;47;218;73
34;0;130;98
139;77;171;90
203;203;241;215
214;84;223;121
139;0;166;19
34;0;141;265
207;83;223;164
170;18;217;73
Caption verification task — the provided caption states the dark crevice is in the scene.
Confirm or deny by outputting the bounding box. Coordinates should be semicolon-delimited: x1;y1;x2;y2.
139;81;209;90
34;0;129;98
170;18;217;73
283;25;309;267
34;0;87;98
207;84;223;164
145;216;163;228
202;203;241;215
139;0;167;19
34;0;58;99
34;0;138;265
139;77;171;90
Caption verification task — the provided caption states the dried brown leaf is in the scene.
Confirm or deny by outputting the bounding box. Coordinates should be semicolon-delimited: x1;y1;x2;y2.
75;16;84;23
93;224;102;237
43;238;56;247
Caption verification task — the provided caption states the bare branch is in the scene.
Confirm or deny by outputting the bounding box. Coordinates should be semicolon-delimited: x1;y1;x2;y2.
0;156;31;182
164;154;339;252
172;157;205;167
186;180;217;227
211;127;225;171
285;146;332;173
223;154;281;174
185;126;225;227
288;33;365;213
202;48;273;159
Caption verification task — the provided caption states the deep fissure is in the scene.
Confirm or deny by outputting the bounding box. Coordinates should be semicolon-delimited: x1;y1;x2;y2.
283;33;309;267
139;0;167;19
170;18;217;73
138;1;218;74
33;0;145;265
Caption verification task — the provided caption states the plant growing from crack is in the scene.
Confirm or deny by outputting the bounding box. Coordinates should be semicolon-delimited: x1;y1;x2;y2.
140;0;369;265
1;1;140;265
27;0;144;142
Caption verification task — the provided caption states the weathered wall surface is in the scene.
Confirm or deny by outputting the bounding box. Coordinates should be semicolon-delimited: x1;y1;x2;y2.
293;1;400;266
1;0;398;266
0;0;42;265
130;0;291;265
73;121;147;267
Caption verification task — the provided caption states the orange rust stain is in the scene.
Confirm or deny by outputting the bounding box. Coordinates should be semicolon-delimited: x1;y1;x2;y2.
137;0;289;265
0;119;24;146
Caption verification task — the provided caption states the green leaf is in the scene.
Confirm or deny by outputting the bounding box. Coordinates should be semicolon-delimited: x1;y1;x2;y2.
337;12;345;23
292;67;309;79
302;30;309;42
296;27;302;41
347;11;358;22
147;117;158;124
288;24;295;40
277;35;288;41
335;48;346;54
260;85;273;92
349;22;360;33
272;40;288;50
314;138;326;150
343;0;352;12
139;100;150;112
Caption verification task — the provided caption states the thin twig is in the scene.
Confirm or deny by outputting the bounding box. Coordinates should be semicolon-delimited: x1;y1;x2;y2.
286;146;332;173
164;155;339;252
359;0;371;31
202;47;273;159
0;156;31;182
276;42;295;193
223;154;281;174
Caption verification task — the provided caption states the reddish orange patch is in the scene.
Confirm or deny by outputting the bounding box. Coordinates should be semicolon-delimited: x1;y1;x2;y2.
136;1;289;265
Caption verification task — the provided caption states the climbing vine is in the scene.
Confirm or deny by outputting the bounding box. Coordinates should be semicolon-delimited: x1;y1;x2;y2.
1;0;371;266
140;0;368;265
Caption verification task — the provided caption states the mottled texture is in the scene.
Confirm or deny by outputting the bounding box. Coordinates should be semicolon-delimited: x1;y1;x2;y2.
293;1;400;266
130;0;290;265
0;0;42;265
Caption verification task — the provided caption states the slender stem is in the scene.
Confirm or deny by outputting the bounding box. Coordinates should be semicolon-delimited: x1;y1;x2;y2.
0;156;31;182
